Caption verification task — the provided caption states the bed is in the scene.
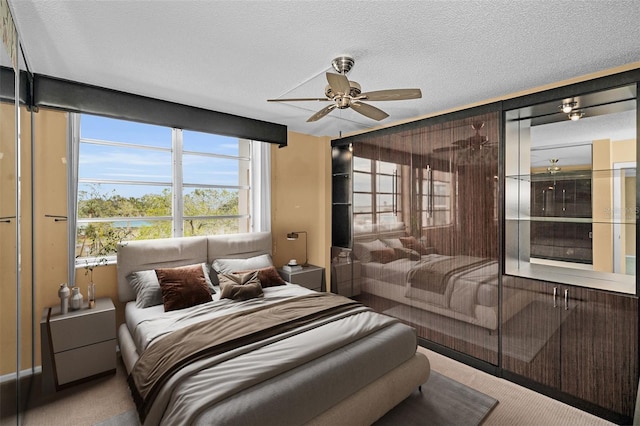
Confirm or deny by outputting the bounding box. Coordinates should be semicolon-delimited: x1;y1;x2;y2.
116;231;430;425
353;234;532;331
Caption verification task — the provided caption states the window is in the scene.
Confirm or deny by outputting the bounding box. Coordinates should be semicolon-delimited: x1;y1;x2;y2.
353;157;402;227
418;165;453;228
75;114;260;262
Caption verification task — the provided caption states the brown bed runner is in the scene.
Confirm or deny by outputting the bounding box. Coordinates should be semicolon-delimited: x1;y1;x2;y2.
407;256;493;294
128;292;363;422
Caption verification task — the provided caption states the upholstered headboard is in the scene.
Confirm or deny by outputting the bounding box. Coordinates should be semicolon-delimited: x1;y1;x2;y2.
116;232;272;303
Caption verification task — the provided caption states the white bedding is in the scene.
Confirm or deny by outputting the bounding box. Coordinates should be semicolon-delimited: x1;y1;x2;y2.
126;283;314;354
361;254;448;286
125;283;420;425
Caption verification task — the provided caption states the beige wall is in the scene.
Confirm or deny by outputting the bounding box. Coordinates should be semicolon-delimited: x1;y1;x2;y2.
270;131;332;278
592;138;636;273
0;104;34;376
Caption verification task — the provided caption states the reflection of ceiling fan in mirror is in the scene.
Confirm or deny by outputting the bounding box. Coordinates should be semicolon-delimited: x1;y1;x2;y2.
434;121;496;152
267;55;422;122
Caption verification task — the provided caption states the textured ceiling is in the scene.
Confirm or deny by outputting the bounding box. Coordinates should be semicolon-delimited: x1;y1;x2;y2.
6;0;640;138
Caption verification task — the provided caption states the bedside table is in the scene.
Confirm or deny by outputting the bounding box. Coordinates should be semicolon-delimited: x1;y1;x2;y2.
40;297;116;392
332;261;361;297
278;264;325;292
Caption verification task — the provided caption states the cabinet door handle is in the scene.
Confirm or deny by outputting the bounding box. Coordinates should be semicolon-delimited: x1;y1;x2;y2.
553;287;558;308
564;289;569;310
562;189;566;212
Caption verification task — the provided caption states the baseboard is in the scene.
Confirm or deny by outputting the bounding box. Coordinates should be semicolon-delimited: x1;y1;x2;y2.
0;366;42;384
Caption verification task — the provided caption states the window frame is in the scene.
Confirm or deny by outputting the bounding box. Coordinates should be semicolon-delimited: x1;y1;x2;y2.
353;158;403;227
74;114;254;266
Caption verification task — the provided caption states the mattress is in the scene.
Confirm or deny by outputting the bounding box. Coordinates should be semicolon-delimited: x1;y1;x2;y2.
124;283;421;425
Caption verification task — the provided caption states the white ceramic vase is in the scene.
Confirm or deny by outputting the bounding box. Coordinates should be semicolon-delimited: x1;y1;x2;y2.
58;283;70;314
70;286;83;311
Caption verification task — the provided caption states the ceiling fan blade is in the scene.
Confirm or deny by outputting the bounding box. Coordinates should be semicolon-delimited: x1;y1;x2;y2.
268;97;330;102
351;101;389;121
307;104;337;122
326;72;351;95
360;88;422;101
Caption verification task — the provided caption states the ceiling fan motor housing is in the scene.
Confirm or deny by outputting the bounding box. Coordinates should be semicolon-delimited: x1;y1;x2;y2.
325;81;362;100
331;55;355;74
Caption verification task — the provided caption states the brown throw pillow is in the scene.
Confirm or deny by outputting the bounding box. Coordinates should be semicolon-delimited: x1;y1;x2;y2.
370;248;398;264
219;271;264;301
156;264;212;312
394;247;420;261
234;266;286;288
400;236;436;255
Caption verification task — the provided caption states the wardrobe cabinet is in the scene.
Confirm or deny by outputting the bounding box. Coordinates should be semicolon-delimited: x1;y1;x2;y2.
502;277;638;422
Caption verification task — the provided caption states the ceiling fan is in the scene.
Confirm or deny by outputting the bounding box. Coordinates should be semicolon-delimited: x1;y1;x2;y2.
267;55;422;122
434;121;494;152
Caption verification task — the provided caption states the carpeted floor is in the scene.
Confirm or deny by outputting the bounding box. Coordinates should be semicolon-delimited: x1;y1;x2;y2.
14;348;613;426
96;370;498;426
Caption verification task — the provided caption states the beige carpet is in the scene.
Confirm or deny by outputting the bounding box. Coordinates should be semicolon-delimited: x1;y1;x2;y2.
418;347;614;426
15;349;614;426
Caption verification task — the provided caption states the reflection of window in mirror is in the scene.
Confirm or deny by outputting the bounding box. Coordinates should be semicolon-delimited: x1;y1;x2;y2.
505;84;636;294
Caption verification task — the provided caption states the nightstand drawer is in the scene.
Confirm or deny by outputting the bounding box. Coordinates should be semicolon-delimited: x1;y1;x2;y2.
54;339;116;385
332;261;361;297
50;308;115;352
292;272;322;291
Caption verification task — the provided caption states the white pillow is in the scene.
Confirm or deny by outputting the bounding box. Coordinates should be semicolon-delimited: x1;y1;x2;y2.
127;263;215;309
381;238;404;249
212;253;274;274
353;239;388;263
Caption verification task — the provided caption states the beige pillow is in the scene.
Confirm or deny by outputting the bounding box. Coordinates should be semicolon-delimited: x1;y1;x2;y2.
233;266;286;288
219;271;263;301
353;239;388;263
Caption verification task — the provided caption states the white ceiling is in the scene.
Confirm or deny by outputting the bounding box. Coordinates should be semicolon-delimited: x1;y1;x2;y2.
6;0;640;139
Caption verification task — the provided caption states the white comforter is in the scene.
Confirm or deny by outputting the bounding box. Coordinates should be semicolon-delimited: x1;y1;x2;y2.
127;284;413;426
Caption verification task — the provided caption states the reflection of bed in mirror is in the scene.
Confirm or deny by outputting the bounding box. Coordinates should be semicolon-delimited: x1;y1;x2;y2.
353;224;532;331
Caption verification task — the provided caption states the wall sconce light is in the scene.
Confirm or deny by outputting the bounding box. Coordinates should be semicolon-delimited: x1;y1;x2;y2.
560;101;577;114
568;111;584;121
286;231;308;266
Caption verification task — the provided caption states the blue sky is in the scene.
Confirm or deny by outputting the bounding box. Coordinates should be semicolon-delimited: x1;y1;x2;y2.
79;114;247;198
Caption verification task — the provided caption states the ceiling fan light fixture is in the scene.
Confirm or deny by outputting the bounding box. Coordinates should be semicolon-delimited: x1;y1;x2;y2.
561;101;577;113
568;111;584;121
547;158;561;174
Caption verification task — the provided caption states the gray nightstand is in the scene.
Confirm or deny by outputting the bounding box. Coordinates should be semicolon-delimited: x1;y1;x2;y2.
278;264;325;292
332;261;361;297
40;297;116;392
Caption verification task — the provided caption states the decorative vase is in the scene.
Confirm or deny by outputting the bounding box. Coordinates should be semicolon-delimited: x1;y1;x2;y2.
87;282;96;309
70;286;83;311
58;283;70;314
